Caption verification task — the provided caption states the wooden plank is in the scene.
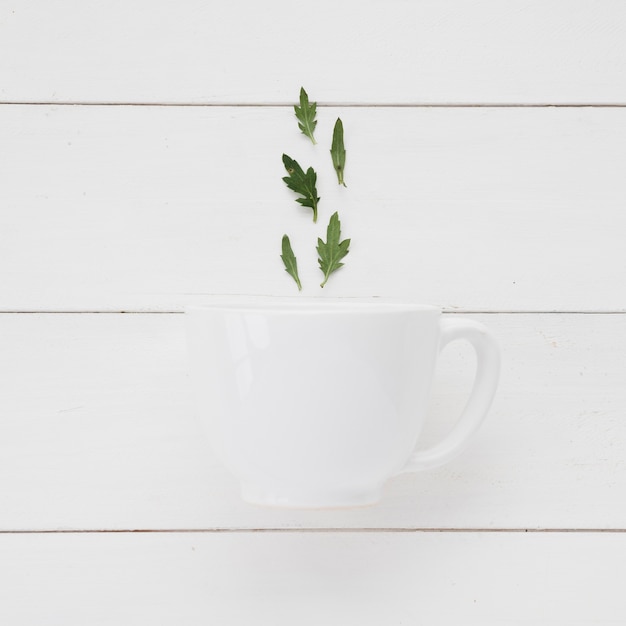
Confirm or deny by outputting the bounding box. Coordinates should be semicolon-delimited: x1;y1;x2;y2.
0;531;625;624
2;105;626;311
0;312;624;531
2;1;626;104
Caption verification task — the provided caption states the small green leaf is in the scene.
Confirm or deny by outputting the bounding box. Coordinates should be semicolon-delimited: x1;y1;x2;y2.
317;212;350;288
330;117;346;186
280;234;302;291
282;154;320;222
294;87;317;144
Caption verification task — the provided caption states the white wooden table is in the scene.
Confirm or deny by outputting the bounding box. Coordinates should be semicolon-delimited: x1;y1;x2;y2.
2;1;626;622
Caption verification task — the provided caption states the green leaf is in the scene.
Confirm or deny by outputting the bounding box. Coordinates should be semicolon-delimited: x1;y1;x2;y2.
280;234;302;291
294;87;317;144
317;212;350;288
330;117;346;186
282;154;320;222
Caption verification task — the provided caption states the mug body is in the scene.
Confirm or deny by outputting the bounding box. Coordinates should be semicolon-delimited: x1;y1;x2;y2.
185;297;441;507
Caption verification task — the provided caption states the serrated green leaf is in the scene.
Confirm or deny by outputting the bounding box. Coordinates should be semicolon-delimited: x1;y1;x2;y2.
317;211;350;288
280;234;302;291
282;154;320;222
294;87;317;144
330;117;346;187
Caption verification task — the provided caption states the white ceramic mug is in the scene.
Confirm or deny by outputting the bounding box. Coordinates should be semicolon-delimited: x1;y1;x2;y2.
186;297;500;508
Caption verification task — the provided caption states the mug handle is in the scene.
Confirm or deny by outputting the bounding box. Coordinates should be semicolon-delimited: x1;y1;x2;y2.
400;317;501;473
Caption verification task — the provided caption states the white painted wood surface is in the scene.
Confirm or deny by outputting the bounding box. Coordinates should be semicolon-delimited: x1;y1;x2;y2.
1;531;625;625
1;312;624;531
2;0;625;620
2;1;626;104
2;106;626;311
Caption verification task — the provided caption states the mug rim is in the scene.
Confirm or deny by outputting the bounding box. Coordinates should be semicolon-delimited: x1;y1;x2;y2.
185;296;440;315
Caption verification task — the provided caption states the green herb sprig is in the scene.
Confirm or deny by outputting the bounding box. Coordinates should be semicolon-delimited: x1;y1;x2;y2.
330;117;346;186
282;154;320;223
317;212;350;288
280;234;302;291
294;87;317;144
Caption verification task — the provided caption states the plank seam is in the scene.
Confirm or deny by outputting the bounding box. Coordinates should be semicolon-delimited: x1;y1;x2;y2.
2;102;626;108
1;528;626;534
0;311;625;315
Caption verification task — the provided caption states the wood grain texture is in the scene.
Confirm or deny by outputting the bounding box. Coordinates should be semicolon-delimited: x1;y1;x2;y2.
1;312;623;531
1;1;626;104
1;531;625;625
2;105;626;311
